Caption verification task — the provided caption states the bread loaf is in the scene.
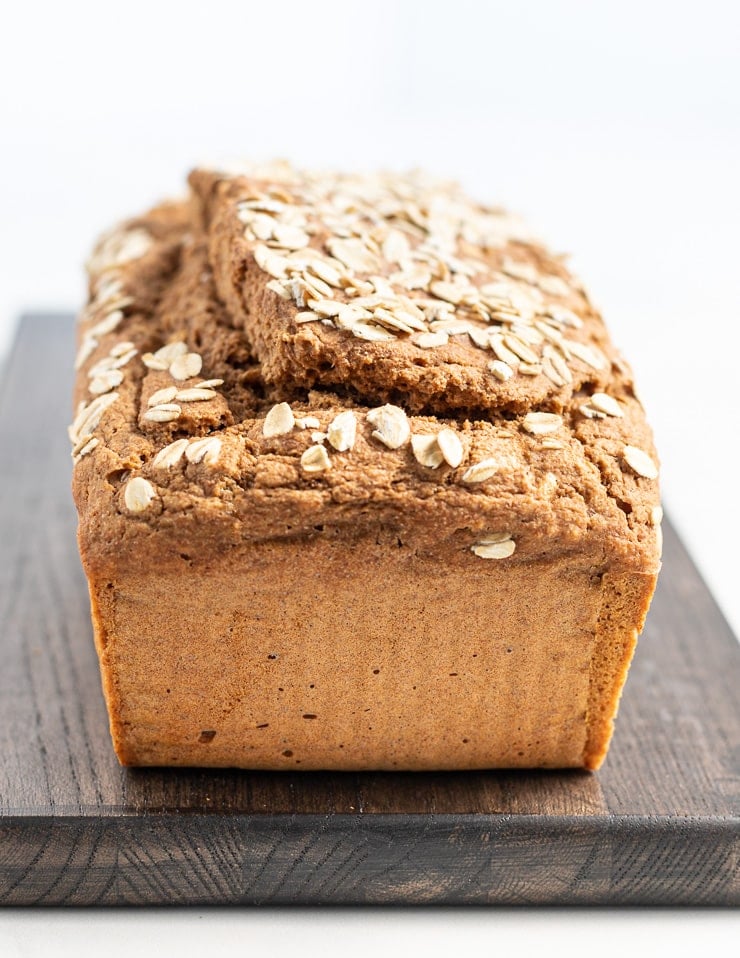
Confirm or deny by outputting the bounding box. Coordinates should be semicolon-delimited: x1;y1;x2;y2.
70;161;661;770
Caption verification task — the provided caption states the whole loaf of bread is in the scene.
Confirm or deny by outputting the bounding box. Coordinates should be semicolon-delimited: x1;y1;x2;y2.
70;161;661;770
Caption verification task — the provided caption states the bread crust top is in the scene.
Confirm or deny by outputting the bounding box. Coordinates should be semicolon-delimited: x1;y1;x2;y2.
70;164;661;575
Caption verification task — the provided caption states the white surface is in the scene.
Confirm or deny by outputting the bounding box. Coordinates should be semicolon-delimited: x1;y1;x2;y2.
0;0;738;945
0;908;738;958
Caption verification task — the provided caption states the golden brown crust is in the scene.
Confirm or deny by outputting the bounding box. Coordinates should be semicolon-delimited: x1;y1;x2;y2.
189;165;622;416
583;571;658;769
70;164;662;770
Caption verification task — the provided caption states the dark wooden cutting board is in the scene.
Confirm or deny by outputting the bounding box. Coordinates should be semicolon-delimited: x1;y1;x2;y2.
0;316;738;906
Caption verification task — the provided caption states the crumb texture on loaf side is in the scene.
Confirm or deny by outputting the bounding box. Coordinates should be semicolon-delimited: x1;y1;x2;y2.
70;161;662;770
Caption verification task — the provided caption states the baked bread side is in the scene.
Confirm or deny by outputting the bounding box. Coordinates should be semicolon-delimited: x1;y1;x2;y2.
71;167;661;771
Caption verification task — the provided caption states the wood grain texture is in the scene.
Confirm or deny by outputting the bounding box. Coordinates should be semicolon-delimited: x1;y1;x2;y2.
0;316;738;906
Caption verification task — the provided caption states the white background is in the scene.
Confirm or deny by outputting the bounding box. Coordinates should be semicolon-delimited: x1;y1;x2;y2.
0;0;738;952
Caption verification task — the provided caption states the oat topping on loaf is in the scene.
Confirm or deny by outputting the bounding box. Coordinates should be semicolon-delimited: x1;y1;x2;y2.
300;443;332;473
365;404;411;450
71;435;99;461
522;412;563;436
461;458;500;484
123;476;157;514
151;438;189;469
70;165;661;574
189;162;618;414
184;436;222;465
623;445;659;480
263;402;296;437
327;410;357;452
471;533;517;560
